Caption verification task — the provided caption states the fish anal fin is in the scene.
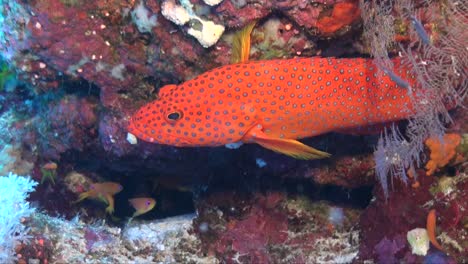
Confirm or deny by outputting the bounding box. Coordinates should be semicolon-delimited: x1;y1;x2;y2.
104;193;115;215
246;126;331;160
231;21;257;63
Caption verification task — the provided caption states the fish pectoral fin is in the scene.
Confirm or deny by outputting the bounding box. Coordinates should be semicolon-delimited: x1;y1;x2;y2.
248;128;331;160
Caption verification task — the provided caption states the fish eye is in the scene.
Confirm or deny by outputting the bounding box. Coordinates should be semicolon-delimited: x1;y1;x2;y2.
167;111;182;121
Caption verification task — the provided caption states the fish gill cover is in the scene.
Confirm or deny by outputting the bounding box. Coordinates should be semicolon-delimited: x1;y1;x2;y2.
361;0;467;197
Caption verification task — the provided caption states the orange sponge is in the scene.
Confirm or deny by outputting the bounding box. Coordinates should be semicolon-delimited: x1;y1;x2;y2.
425;134;462;176
316;1;361;35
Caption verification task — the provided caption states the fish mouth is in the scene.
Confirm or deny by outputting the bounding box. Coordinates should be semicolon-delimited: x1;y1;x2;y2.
127;121;143;138
127;118;159;143
127;121;138;135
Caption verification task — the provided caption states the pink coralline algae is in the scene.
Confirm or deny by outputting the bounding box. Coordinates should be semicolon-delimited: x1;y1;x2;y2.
194;192;290;262
98;111;135;157
15;235;54;264
25;0;157;109
214;195;288;262
34;95;98;160
84;227;114;252
194;191;361;262
216;0;359;35
283;153;376;188
358;168;468;263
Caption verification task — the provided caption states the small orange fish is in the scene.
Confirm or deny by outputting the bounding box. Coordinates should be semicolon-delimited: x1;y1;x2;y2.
41;162;58;184
426;209;444;251
42;162;58;170
75;182;123;214
128;23;430;159
129;197;156;217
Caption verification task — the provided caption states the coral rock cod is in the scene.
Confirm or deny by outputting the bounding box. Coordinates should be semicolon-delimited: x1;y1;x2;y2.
128;25;422;159
128;56;425;159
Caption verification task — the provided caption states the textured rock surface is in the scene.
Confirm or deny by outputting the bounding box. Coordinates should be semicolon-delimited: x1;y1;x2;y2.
20;213;215;263
358;170;467;263
193;191;362;262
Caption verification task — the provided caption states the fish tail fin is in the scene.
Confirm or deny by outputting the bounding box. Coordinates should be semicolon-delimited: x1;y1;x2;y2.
132;211;141;218
231;21;257;63
105;205;114;215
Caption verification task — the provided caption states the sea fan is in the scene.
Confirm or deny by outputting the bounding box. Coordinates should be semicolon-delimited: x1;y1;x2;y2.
362;0;467;196
374;125;420;198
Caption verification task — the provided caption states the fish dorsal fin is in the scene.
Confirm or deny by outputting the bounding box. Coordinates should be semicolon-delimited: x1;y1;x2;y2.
231;21;257;64
245;125;331;160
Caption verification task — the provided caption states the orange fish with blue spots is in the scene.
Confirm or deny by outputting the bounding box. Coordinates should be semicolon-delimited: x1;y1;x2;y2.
128;22;427;159
128;56;425;159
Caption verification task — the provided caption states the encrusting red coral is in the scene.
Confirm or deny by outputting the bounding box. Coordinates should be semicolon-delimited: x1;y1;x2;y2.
316;1;361;36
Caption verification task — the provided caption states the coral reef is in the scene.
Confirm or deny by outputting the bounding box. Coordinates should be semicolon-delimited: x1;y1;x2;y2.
0;0;466;263
193;191;362;262
21;212;214;263
358;169;467;263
